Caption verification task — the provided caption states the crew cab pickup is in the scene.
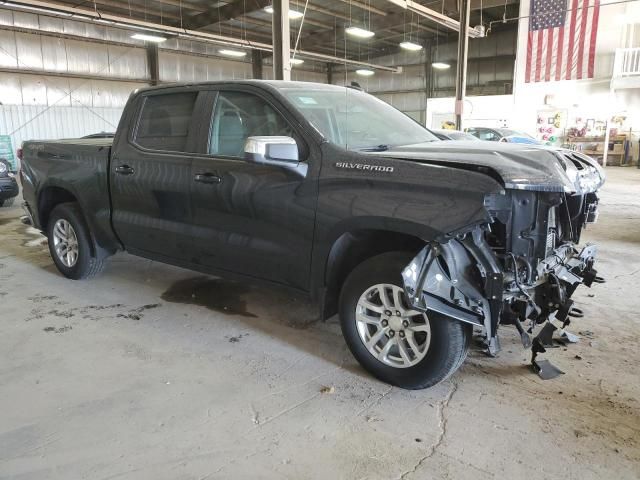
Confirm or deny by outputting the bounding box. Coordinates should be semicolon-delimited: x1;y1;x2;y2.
21;81;605;389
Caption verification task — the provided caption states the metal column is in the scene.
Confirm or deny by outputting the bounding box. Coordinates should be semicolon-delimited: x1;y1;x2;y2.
454;0;470;130
327;63;334;84
252;50;263;79
424;41;432;126
272;0;291;81
146;43;159;86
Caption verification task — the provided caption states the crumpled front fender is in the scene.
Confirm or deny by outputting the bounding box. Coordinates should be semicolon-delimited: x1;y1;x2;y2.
401;241;487;326
402;227;505;356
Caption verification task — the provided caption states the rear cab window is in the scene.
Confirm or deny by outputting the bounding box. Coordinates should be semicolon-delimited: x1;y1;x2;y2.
134;92;198;152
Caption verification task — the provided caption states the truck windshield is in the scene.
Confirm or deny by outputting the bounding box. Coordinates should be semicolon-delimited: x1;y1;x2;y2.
282;87;438;150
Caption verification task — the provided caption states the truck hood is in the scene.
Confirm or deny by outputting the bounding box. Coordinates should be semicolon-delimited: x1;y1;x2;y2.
371;141;605;194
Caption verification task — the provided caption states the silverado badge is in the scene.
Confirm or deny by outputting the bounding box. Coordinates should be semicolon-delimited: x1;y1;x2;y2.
335;162;394;173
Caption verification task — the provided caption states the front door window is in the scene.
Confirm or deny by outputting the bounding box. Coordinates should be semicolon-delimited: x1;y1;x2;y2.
209;91;293;157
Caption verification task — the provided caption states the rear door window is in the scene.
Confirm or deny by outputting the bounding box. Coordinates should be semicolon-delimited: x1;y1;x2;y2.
135;92;198;152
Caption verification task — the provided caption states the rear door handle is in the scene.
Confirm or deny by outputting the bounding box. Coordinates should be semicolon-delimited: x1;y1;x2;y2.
115;165;135;175
194;173;221;184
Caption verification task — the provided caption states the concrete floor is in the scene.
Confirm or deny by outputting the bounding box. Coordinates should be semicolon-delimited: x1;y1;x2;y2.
1;168;639;480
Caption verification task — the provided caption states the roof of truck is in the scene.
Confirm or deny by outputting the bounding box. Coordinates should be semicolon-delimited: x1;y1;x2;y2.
135;80;347;95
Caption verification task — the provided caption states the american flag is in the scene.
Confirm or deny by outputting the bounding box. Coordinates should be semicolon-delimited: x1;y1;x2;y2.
525;0;601;82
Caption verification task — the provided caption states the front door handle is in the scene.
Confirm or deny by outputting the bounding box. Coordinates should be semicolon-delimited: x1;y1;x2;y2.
194;173;221;184
115;165;135;175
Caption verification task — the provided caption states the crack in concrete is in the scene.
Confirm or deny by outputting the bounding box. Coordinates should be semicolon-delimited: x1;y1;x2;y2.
249;392;322;431
613;268;640;279
245;357;348;434
397;379;458;480
356;385;393;417
261;358;346;400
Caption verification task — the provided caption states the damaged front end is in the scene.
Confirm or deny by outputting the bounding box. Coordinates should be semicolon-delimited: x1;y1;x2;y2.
402;151;605;378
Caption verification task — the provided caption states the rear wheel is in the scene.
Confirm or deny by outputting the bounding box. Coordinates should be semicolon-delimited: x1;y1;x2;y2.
47;203;105;279
339;251;471;389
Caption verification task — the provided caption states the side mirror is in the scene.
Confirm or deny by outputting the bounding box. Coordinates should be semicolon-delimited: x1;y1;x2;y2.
244;136;299;165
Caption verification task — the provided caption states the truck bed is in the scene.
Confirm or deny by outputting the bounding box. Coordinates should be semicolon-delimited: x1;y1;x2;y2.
21;137;118;253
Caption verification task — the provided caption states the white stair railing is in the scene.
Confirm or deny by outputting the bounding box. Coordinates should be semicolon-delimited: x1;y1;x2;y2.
613;48;640;77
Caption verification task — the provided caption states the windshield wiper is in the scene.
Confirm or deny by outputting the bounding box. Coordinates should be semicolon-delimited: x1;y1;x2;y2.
359;144;391;152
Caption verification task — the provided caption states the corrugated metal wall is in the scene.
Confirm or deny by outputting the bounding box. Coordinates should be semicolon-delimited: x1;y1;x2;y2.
263;67;327;82
157;52;325;82
0;73;139;107
0;9;136;153
159;51;251;82
0;105;123;151
0;31;149;81
0;7;327;154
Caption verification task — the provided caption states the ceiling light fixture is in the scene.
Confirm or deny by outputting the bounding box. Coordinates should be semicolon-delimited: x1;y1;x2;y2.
290;58;304;65
346;26;375;38
3;2;72;16
432;62;451;70
131;33;167;42
264;5;304;19
399;41;423;51
356;69;375;76
219;49;247;57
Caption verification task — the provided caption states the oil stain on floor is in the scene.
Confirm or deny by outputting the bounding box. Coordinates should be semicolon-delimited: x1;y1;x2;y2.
161;276;257;318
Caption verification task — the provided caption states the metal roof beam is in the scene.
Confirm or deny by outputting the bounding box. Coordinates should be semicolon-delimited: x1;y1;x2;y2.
153;0;206;11
2;0;402;72
182;0;270;30
385;0;483;37
184;0;334;31
42;0;184;21
290;1;351;21
332;0;388;16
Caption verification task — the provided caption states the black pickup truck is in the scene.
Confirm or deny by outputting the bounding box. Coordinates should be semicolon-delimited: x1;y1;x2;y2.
21;81;605;389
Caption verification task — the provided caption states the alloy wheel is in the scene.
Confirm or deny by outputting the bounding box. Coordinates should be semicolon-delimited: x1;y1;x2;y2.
52;219;79;268
355;283;431;368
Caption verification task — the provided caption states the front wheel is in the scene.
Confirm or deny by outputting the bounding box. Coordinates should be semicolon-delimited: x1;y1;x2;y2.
339;251;471;390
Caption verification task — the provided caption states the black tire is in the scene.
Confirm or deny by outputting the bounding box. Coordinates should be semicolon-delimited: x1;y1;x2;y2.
339;251;471;390
47;203;106;280
1;197;15;207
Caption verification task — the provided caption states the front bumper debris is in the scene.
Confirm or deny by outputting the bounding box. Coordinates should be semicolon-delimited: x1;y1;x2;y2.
402;233;603;379
530;244;602;378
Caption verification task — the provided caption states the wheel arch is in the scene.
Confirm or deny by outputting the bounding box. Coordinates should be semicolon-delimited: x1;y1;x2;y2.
317;221;433;320
38;184;117;260
37;185;78;231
